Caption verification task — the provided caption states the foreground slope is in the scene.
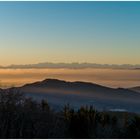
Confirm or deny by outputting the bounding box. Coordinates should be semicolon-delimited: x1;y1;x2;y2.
129;86;140;93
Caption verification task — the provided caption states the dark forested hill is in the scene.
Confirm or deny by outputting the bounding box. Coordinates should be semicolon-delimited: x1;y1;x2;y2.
4;79;138;113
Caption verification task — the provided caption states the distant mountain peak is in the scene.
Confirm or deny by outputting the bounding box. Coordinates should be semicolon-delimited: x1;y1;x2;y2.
22;78;140;96
22;78;114;93
23;78;68;88
42;78;66;83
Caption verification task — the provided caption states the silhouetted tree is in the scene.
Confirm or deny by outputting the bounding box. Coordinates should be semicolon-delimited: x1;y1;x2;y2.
0;89;139;138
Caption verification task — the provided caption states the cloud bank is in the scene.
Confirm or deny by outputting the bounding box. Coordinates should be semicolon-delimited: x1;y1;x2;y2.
0;62;140;69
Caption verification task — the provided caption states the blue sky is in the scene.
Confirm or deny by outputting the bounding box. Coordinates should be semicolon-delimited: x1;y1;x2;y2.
0;2;140;65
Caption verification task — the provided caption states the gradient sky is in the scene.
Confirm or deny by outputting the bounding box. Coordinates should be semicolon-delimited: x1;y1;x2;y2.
0;1;140;66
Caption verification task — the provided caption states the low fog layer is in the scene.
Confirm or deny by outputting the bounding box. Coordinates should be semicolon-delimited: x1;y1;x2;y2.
0;68;140;88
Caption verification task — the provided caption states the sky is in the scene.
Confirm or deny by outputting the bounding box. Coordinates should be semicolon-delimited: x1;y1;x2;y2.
0;1;140;66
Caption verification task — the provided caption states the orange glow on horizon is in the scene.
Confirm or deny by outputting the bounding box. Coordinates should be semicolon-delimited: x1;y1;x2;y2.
0;68;139;89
